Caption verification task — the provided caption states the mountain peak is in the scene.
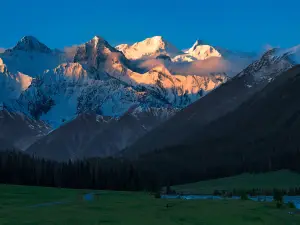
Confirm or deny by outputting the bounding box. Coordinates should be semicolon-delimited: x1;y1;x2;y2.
91;35;105;42
11;36;52;53
190;39;205;50
149;36;164;41
184;40;221;60
93;35;101;40
116;36;181;60
85;35;113;49
144;36;168;45
73;35;121;70
21;35;39;43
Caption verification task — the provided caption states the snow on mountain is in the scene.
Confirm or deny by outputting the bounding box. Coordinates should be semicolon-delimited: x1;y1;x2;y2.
171;40;257;77
186;40;222;59
0;58;32;104
72;36;228;108
16;63;143;128
115;36;182;60
172;40;221;62
0;36;67;77
106;60;227;107
11;36;227;128
115;37;255;78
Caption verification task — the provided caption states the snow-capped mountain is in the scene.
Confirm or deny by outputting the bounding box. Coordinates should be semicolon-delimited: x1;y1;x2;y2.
116;36;182;60
0;36;67;77
13;36;227;128
172;40;221;62
3;34;298;161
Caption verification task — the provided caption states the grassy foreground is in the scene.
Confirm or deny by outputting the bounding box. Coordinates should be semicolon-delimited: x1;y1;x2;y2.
172;170;300;194
0;184;300;225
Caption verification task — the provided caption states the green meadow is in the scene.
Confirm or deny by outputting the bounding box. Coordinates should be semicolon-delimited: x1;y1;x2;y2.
0;183;300;225
172;170;300;194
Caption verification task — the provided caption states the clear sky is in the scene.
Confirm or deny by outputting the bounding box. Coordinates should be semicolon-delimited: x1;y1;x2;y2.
1;0;299;52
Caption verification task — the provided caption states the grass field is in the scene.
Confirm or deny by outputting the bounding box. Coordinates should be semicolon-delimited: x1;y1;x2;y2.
172;170;300;194
0;184;300;225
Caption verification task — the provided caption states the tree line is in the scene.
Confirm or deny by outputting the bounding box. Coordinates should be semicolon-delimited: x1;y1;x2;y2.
1;146;300;193
0;150;160;192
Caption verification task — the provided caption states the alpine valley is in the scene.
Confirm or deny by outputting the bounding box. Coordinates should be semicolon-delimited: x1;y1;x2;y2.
1;35;299;161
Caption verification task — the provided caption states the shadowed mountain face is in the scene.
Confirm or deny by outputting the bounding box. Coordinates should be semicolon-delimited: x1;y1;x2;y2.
131;66;300;179
26;108;176;161
121;49;295;158
0;108;50;151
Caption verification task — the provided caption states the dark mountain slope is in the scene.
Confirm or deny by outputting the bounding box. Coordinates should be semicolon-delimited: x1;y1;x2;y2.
122;49;294;158
133;65;300;183
26;109;175;161
0;108;50;150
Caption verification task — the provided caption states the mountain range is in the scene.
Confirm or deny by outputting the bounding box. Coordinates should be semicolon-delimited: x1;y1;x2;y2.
0;34;299;161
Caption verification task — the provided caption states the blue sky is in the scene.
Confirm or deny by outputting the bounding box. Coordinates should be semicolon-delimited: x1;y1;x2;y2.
1;0;299;52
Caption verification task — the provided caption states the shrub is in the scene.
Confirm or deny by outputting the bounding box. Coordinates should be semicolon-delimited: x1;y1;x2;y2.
273;189;283;203
288;201;296;209
213;190;221;196
240;190;249;200
276;201;283;209
154;191;161;199
273;189;284;208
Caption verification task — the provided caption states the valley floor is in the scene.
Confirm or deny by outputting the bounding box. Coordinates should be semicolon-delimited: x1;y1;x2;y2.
0;184;300;225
